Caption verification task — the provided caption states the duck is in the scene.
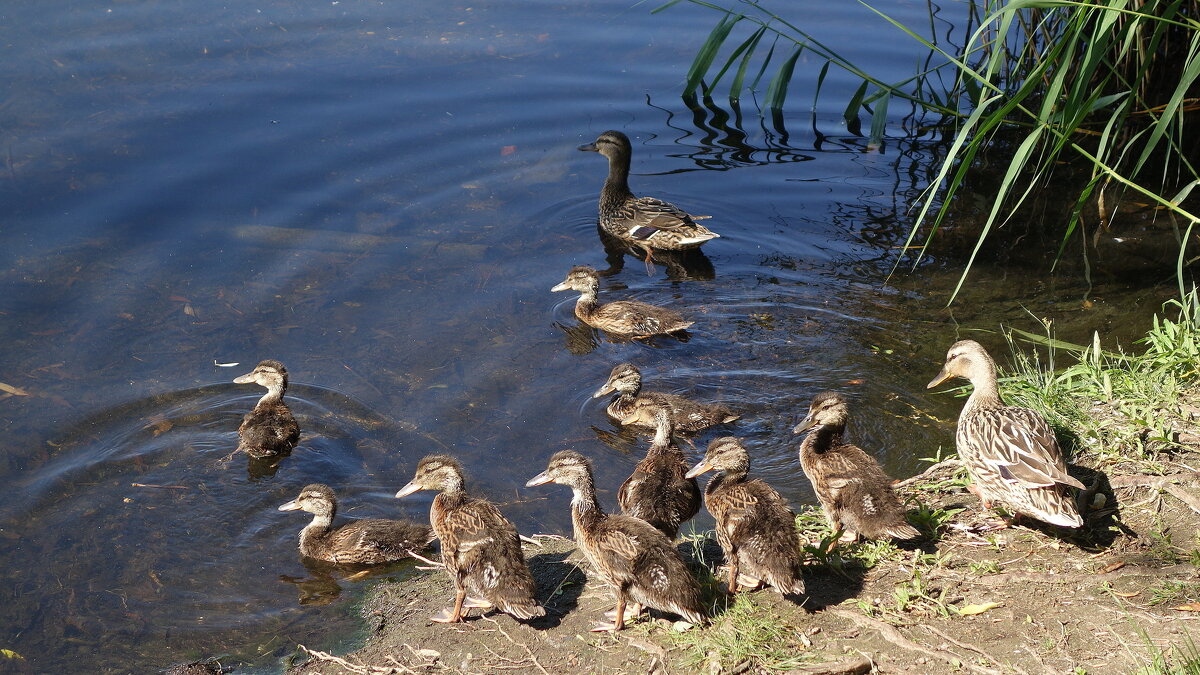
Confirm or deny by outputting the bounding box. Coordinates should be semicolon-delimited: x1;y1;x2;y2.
551;266;693;338
396;455;545;623
793;392;920;542
927;339;1085;528
579;130;719;274
617;408;701;539
685;437;806;596
277;484;434;564
594;362;739;432
526;450;707;631
233;359;300;458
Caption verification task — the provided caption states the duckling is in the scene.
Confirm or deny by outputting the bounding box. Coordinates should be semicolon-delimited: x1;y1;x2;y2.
526;450;707;631
551;266;692;338
233;359;300;458
277;484;434;564
396;455;545;623
928;340;1085;528
685;437;806;595
579;130;719;274
595;362;739;432
793;392;920;542
617;408;701;539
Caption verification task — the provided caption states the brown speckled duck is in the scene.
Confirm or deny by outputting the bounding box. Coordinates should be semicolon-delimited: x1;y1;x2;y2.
551;266;693;338
686;437;806;596
793;392;920;542
526;450;707;631
617;408;701;539
396;455;545;623
579;130;719;274
277;484;434;564
595;362;739;432
928;340;1085;528
233;359;300;458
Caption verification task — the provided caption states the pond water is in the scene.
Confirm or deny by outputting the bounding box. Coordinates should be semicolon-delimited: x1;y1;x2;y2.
0;0;1177;672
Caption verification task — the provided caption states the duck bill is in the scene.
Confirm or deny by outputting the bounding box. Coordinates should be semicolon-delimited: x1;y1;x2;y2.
525;471;554;487
233;372;256;384
577;142;598;152
592;382;616;398
550;282;570;292
394;482;423;498
684;461;714;479
792;415;816;435
926;367;953;389
277;499;302;511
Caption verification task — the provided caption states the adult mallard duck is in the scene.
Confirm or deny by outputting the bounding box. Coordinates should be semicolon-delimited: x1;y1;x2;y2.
928;340;1085;528
396;455;545;623
526;450;707;631
793;392;920;542
580;130;719;274
595;362;739;433
685;437;806;596
233;359;300;458
617;408;701;539
277;484;434;564
551;266;693;338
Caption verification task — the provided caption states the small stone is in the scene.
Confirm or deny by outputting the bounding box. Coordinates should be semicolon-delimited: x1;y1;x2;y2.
672;620;695;632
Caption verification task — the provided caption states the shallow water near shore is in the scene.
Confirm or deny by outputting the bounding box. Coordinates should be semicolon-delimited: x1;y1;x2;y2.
0;0;1177;671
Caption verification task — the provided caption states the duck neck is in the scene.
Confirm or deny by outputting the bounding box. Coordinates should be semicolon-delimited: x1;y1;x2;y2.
601;152;633;205
963;371;1003;415
257;383;285;408
299;511;334;551
440;472;466;496
808;423;845;453
574;289;599;320
569;477;604;533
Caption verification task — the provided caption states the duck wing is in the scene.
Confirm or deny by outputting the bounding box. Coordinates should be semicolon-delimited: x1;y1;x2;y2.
968;408;1085;490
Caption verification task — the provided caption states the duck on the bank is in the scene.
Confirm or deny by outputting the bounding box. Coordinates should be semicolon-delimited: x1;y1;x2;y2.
277;484;434;564
526;450;707;631
793;392;920;542
927;340;1085;528
594;362;739;432
551;266;693;338
396;455;545;623
617;408;701;539
685;437;806;596
579;130;719;274
233;359;300;458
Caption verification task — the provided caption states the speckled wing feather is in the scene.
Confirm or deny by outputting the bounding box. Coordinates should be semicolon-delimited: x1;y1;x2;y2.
327;519;433;565
586;516;706;624
622;197;701;235
591;301;691;336
617;450;701;538
708;479;804;595
617;393;738;433
800;441;918;540
965;408;1085;490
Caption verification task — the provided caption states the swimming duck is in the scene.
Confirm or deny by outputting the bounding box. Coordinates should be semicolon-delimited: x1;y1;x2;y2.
233;359;300;458
793;392;920;542
396;455;545;623
595;362;739;432
579;130;719;274
927;340;1085;528
617;408;701;539
526;450;707;631
551;266;693;338
685;437;806;596
277;484;434;564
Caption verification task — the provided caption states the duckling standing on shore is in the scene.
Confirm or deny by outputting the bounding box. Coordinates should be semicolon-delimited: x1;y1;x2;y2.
233;359;300;458
579;130;719;274
928;340;1085;528
396;455;545;624
617;408;701;539
595;362;739;432
793;392;920;543
277;484;434;564
527;450;707;631
686;437;806;596
551;266;692;339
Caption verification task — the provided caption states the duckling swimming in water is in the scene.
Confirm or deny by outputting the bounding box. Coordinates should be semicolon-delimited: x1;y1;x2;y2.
233;359;300;459
278;484;434;565
396;455;545;624
595;362;739;432
551;266;692;339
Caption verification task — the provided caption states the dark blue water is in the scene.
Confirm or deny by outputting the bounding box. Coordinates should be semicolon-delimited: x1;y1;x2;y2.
0;0;1166;672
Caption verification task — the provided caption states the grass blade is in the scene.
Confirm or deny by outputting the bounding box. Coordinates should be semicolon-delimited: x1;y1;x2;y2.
764;44;803;111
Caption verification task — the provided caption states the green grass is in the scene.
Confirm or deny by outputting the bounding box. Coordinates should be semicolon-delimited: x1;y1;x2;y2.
1134;633;1200;675
670;593;815;671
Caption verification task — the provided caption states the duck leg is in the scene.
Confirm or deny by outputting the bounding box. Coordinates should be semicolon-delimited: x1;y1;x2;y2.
431;588;467;623
591;590;628;632
637;245;657;276
603;602;643;623
727;554;740;594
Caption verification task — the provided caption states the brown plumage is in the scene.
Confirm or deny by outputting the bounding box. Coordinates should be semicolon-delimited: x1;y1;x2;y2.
233;359;300;458
617;409;701;539
396;455;545;623
526;450;707;631
594;362;739;433
793;392;920;542
928;340;1085;528
551;266;693;338
277;484;434;564
686;437;806;595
